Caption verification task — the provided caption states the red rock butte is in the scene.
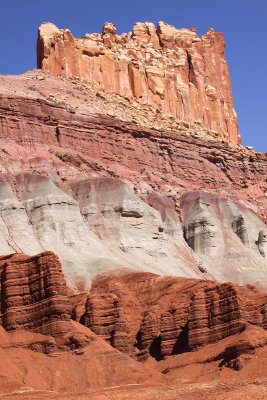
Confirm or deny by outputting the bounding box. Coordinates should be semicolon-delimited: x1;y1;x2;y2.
37;21;240;144
0;18;267;399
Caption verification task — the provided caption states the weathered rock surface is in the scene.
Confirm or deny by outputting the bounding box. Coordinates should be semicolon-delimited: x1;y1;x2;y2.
37;22;240;144
0;166;265;290
0;74;265;212
0;250;265;395
0;262;266;395
188;283;266;349
181;191;267;288
72;177;202;280
0;18;266;399
0;172;206;291
2;320;267;398
0;254;163;393
0;71;266;289
154;323;267;382
0;251;72;335
76;272;267;360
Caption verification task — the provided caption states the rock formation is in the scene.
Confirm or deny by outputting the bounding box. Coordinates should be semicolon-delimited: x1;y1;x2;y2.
181;191;267;288
2;250;266;395
0;72;266;289
0;255;266;395
0;320;163;394
256;230;267;258
37;21;240;144
0;253;163;393
0;19;266;397
76;272;267;359
0;251;72;335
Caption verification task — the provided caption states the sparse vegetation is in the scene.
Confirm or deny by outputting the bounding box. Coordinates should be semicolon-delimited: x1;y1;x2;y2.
47;97;67;106
75;85;85;91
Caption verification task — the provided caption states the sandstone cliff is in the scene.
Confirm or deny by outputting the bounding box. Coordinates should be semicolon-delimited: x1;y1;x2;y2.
0;17;266;399
0;252;266;395
0;253;163;393
0;251;72;335
37;21;240;144
75;272;267;359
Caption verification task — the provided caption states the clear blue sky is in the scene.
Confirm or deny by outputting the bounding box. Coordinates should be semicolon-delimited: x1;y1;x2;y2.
0;0;266;151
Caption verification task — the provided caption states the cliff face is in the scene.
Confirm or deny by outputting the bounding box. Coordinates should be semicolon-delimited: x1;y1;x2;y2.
0;19;267;398
76;272;267;359
0;259;267;394
37;21;240;144
0;70;266;291
0;251;72;335
0;247;265;394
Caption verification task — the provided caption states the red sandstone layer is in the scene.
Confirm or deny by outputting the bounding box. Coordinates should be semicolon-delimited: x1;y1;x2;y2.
0;252;71;335
71;272;267;360
0;251;266;395
0;73;265;222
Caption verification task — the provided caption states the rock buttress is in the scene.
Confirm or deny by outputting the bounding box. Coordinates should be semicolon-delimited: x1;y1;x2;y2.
37;21;240;144
78;273;267;359
0;251;72;335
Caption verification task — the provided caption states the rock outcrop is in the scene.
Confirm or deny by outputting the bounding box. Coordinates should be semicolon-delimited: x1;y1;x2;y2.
0;19;267;399
0;253;163;393
181;191;267;288
0;71;266;290
0;262;266;395
37;21;240;144
0;251;71;335
77;272;267;359
188;283;265;349
0;172;207;291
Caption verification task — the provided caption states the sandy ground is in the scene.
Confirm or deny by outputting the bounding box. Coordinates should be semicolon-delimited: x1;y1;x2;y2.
1;380;267;400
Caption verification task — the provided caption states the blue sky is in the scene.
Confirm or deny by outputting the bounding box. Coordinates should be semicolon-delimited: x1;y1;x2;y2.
0;0;266;151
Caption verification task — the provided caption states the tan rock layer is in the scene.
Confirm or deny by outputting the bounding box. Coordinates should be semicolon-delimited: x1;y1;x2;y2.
0;252;72;335
79;273;267;359
37;21;240;143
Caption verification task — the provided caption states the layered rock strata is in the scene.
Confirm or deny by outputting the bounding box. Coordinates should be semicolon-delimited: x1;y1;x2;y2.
79;272;267;359
0;251;71;335
188;283;264;348
0;253;163;392
0;172;206;291
0;18;266;396
0;165;265;290
0;264;265;394
181;190;267;288
0;73;266;290
0;86;264;211
37;21;240;143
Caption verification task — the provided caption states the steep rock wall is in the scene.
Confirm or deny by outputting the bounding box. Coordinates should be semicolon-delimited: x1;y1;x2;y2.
0;93;265;208
0;85;266;289
37;21;240;143
0;251;72;335
180;190;267;288
79;272;267;359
